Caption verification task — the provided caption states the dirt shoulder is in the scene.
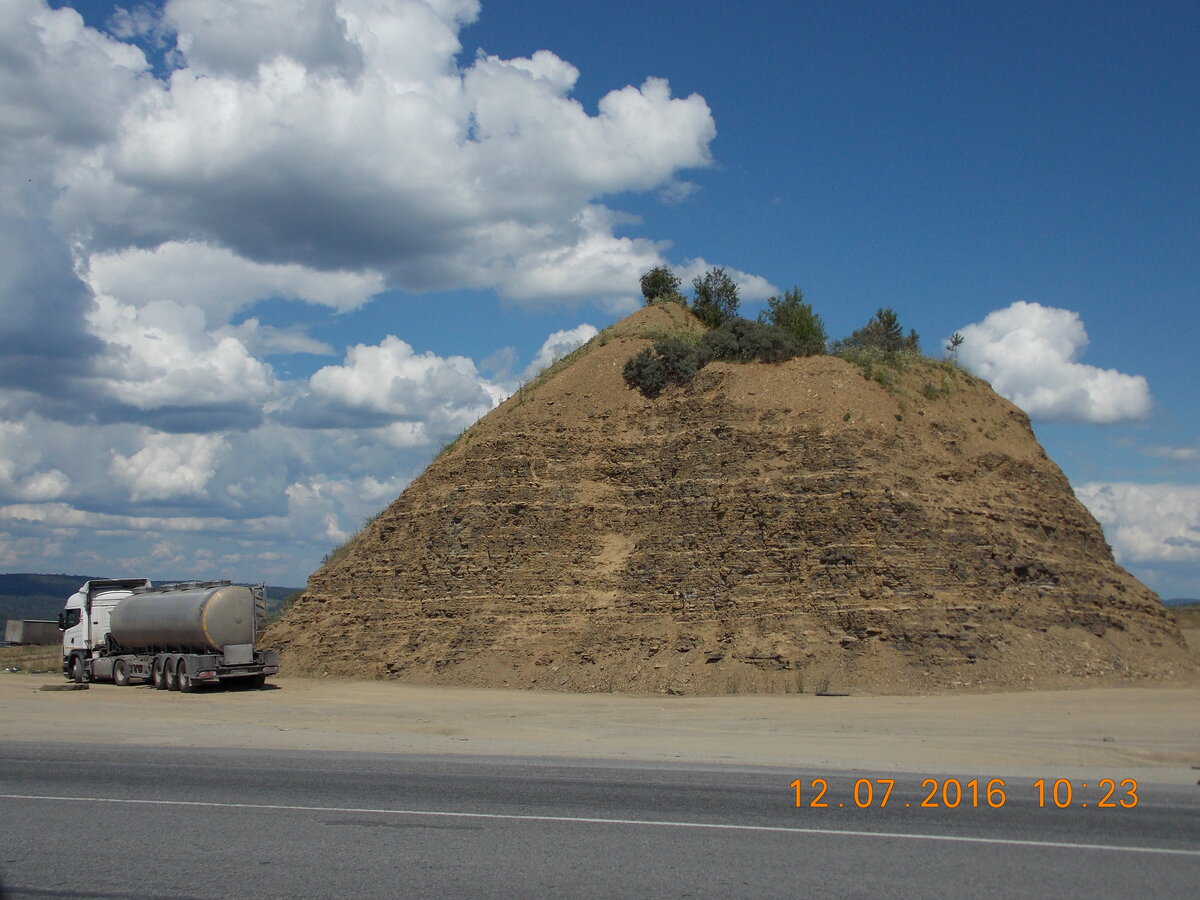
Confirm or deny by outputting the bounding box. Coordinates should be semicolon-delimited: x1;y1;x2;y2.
3;674;1198;785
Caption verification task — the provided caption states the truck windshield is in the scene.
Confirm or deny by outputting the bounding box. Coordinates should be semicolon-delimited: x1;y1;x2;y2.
59;609;81;630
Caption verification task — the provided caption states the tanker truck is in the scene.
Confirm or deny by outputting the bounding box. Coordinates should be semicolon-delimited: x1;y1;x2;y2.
59;579;279;692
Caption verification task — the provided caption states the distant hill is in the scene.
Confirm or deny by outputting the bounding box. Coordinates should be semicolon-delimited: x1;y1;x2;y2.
1164;598;1199;607
0;574;302;624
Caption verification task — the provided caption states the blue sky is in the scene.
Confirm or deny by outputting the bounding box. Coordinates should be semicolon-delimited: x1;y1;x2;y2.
2;0;1197;596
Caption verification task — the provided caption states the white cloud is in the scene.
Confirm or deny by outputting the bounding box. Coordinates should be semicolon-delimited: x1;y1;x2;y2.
53;1;717;303
954;301;1152;424
302;335;506;436
85;241;385;323
87;294;278;421
1075;482;1200;563
0;0;147;152
496;207;667;311
16;469;70;501
164;0;367;79
109;431;230;501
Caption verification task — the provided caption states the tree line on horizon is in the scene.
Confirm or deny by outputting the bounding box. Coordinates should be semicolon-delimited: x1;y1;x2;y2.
624;265;926;397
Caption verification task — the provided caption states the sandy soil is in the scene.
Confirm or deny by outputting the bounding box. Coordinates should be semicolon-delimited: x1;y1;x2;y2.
3;674;1198;785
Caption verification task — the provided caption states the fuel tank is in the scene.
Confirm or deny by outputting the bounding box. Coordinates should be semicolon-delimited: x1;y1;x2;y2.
109;583;257;653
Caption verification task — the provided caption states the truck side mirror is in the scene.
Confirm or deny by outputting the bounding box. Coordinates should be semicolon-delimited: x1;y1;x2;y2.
57;612;66;630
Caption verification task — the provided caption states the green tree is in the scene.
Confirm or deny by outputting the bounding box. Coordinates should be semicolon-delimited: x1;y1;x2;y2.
757;288;827;355
691;267;740;328
836;307;920;354
639;265;685;305
946;331;964;362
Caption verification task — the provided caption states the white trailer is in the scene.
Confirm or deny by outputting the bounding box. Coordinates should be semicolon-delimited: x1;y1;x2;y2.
59;579;279;692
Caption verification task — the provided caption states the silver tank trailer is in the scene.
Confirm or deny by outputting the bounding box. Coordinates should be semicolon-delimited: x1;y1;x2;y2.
109;583;256;653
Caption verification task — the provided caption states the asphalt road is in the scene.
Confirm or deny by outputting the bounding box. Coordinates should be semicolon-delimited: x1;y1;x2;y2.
1;742;1197;898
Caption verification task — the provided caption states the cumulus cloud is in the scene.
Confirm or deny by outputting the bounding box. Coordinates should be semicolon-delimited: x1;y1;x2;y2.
1076;483;1200;563
299;335;506;436
86;294;278;429
54;0;717;302
164;0;368;79
85;241;385;323
109;431;231;501
953;301;1152;424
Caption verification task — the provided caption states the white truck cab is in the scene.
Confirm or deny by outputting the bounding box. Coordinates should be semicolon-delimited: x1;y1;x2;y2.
60;579;151;677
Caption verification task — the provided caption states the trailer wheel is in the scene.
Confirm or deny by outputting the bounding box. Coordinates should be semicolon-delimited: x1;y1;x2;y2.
152;657;167;689
69;654;87;684
177;659;196;693
164;657;180;691
113;659;130;687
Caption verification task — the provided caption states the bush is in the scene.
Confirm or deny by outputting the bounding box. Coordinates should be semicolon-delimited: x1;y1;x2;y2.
622;348;667;396
654;335;702;381
758;288;826;355
833;307;920;355
700;318;799;364
624;319;801;396
639;265;686;305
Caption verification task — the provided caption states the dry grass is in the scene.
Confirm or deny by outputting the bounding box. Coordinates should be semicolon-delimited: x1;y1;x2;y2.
0;644;61;674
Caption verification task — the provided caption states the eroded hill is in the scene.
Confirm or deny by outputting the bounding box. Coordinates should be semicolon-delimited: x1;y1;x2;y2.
265;305;1194;693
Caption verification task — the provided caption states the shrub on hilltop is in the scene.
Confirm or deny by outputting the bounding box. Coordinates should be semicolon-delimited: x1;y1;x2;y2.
690;267;741;328
624;268;933;399
758;288;827;356
640;265;687;306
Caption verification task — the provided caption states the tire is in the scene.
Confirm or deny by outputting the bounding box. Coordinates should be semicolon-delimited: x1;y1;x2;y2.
152;657;168;690
69;654;87;684
113;659;129;687
178;658;196;693
246;674;266;690
164;657;180;691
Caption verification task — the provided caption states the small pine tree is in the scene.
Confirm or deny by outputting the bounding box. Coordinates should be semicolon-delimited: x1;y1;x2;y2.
946;332;964;361
836;307;920;355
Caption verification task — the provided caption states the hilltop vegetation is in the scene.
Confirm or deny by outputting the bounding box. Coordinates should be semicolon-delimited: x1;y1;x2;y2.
625;266;935;398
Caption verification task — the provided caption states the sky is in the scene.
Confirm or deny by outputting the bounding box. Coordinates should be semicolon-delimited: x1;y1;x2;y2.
1;0;1197;597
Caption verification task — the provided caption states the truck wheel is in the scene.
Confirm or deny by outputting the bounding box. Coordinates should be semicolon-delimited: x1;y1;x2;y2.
152;657;167;689
177;659;196;693
113;660;130;687
246;674;266;690
69;654;87;684
164;657;180;691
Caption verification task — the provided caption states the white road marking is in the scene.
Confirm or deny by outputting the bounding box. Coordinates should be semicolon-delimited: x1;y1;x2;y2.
2;793;1198;858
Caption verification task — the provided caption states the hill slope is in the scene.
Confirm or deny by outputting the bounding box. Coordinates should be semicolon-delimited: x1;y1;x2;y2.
266;305;1193;693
